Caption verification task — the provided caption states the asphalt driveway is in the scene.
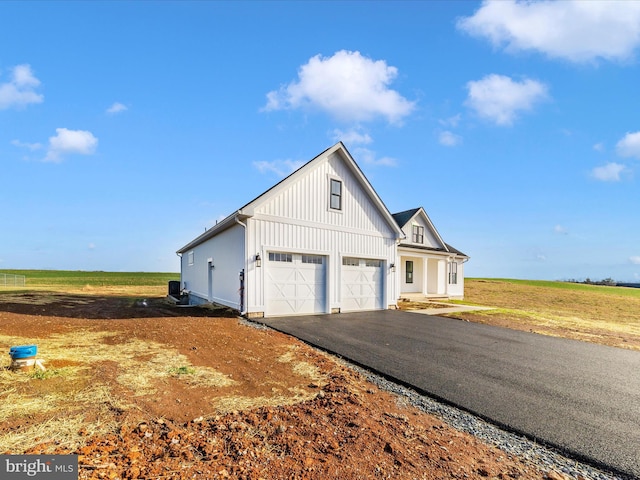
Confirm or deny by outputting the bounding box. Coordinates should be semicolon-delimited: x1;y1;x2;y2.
259;310;640;478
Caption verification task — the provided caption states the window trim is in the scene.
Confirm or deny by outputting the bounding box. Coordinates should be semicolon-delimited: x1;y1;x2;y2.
412;225;424;244
329;177;343;211
448;261;458;285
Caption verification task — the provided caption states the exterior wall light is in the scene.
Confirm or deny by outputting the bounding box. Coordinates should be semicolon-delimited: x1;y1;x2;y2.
255;253;262;268
390;263;395;272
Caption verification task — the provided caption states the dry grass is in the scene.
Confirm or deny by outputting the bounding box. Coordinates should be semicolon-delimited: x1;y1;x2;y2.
449;279;640;351
0;329;237;453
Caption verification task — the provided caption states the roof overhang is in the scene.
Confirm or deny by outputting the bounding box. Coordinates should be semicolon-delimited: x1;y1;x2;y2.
176;210;251;254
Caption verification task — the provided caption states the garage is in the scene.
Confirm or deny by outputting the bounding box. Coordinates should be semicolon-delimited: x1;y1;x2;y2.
341;257;384;312
265;252;327;316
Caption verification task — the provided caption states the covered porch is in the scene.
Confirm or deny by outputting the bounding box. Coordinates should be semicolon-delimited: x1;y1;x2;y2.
396;247;463;300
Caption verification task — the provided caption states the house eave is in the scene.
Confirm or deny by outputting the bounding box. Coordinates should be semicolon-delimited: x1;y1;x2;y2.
177;210;251;254
398;243;469;258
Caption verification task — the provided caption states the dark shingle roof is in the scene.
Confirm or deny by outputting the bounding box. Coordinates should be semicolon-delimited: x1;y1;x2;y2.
391;208;420;228
393;207;468;258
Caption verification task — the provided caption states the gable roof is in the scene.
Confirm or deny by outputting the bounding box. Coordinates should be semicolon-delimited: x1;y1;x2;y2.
177;142;404;253
391;208;421;230
392;206;468;258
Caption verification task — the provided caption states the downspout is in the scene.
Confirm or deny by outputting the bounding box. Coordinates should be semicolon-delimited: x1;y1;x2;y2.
176;252;184;292
234;214;248;316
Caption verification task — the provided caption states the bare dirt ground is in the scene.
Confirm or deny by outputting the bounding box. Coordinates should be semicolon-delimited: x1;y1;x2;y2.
0;291;555;479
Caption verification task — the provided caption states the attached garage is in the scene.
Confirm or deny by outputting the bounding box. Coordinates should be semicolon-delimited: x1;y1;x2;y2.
341;257;383;312
265;252;327;316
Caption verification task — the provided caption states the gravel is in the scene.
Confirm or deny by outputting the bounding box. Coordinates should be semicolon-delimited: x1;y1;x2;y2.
345;361;631;480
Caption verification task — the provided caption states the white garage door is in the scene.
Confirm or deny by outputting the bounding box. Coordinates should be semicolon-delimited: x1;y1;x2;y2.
341;257;383;312
265;252;326;316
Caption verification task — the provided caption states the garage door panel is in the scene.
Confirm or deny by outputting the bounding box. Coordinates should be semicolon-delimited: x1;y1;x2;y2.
266;253;326;316
341;258;383;312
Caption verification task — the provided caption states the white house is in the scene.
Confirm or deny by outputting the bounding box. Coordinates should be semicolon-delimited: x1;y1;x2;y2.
176;142;468;317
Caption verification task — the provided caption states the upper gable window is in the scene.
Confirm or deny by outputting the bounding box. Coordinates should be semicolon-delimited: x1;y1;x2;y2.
330;179;342;211
412;225;424;244
187;251;194;266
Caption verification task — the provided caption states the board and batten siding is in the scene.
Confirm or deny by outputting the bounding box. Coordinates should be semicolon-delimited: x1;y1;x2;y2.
182;223;245;310
245;151;398;314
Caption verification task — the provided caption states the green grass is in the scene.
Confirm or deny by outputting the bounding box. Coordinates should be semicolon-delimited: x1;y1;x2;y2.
0;269;179;288
470;277;640;298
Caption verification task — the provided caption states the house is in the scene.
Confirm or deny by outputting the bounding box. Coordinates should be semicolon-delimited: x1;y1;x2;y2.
176;142;468;317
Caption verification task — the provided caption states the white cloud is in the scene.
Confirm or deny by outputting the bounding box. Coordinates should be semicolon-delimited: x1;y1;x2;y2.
88;243;96;250
457;0;640;63
253;159;304;177
439;114;462;128
332;128;373;146
106;102;128;114
263;50;415;124
616;131;640;159
0;64;44;110
44;128;98;163
11;139;43;151
536;254;547;261
353;147;397;167
629;256;640;265
554;224;568;235
590;162;626;182
593;142;604;152
439;130;462;147
465;74;548;126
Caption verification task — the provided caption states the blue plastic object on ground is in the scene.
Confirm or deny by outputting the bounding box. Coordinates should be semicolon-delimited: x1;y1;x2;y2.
9;345;37;359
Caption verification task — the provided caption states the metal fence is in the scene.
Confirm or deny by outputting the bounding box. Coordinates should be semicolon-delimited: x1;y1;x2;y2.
0;274;26;287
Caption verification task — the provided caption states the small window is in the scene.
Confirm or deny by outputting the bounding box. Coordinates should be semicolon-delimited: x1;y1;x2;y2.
406;260;413;284
448;261;458;285
365;259;381;268
302;255;323;265
269;252;292;263
330;179;342;210
342;257;359;266
412;225;424;244
188;251;194;266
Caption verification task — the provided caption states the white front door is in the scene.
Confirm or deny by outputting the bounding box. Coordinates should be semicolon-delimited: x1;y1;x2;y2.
341;257;383;312
265;252;326;316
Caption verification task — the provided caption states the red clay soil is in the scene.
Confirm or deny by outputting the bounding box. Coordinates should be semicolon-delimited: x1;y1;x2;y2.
0;293;555;479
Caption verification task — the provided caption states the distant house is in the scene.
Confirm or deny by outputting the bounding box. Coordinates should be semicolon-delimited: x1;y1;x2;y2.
176;142;468;317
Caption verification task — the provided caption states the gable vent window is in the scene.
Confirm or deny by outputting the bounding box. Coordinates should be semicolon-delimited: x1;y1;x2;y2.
412;225;424;244
269;252;292;263
448;261;458;285
330;179;342;211
188;251;194;266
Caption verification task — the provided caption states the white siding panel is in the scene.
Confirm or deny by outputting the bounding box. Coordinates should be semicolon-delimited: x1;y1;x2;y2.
253;152;395;237
182;224;245;309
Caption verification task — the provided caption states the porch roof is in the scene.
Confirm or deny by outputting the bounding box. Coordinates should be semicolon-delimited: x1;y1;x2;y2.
398;242;468;258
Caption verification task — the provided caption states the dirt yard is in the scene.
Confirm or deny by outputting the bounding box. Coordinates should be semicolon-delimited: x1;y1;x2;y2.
0;291;555;479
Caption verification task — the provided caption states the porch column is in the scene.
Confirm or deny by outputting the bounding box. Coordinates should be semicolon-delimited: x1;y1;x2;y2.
422;257;428;295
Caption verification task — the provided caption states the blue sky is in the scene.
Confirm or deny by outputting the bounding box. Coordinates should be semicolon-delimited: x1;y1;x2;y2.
2;1;640;281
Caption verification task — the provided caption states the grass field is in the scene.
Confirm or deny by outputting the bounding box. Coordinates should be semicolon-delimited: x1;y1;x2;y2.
0;269;179;296
451;278;640;351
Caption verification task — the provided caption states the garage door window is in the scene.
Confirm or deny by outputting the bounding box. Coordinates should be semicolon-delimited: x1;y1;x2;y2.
302;255;323;264
342;257;359;266
365;259;381;267
269;252;292;262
